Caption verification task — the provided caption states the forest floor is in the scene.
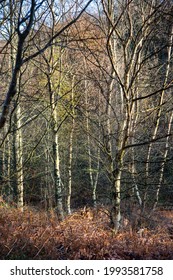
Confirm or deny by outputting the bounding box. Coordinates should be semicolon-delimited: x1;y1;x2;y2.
0;205;173;259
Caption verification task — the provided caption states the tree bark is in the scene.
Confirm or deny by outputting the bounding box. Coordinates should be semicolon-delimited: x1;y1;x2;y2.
13;100;24;210
67;76;75;215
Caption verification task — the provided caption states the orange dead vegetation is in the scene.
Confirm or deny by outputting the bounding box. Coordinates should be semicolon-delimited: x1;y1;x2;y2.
0;206;172;259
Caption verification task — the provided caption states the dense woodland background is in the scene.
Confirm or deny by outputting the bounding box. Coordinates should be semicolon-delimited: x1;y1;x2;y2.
0;0;173;259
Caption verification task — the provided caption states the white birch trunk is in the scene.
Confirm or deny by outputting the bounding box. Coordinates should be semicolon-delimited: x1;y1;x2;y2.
50;73;64;219
53;127;64;220
14;101;24;210
67;77;75;215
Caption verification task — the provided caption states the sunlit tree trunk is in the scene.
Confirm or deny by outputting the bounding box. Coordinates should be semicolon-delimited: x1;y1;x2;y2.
53;124;64;219
50;72;64;220
101;0;122;232
13;99;24;210
131;148;142;207
43;119;53;210
40;0;65;219
67;76;75;214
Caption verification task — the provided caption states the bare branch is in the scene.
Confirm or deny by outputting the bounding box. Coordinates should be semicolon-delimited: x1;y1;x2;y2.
0;0;93;129
23;0;93;64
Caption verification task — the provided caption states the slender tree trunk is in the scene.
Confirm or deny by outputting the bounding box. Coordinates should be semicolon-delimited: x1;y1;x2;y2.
2;126;12;199
102;0;122;231
49;53;64;220
85;79;100;208
83;57;101;207
86;115;100;208
67;124;74;214
53;126;64;220
42;2;65;218
50;71;64;219
44;128;53;210
13;100;24;210
111;169;121;231
92;145;100;208
67;76;75;215
131;148;142;206
111;116;128;232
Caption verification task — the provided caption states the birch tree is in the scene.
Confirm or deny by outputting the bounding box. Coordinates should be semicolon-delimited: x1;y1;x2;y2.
99;0;173;230
66;76;75;214
40;35;65;219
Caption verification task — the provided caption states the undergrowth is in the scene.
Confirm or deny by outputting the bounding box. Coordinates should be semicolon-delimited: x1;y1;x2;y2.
0;206;172;259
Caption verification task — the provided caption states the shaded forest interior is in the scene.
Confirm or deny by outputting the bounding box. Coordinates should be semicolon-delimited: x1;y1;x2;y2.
0;0;173;258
